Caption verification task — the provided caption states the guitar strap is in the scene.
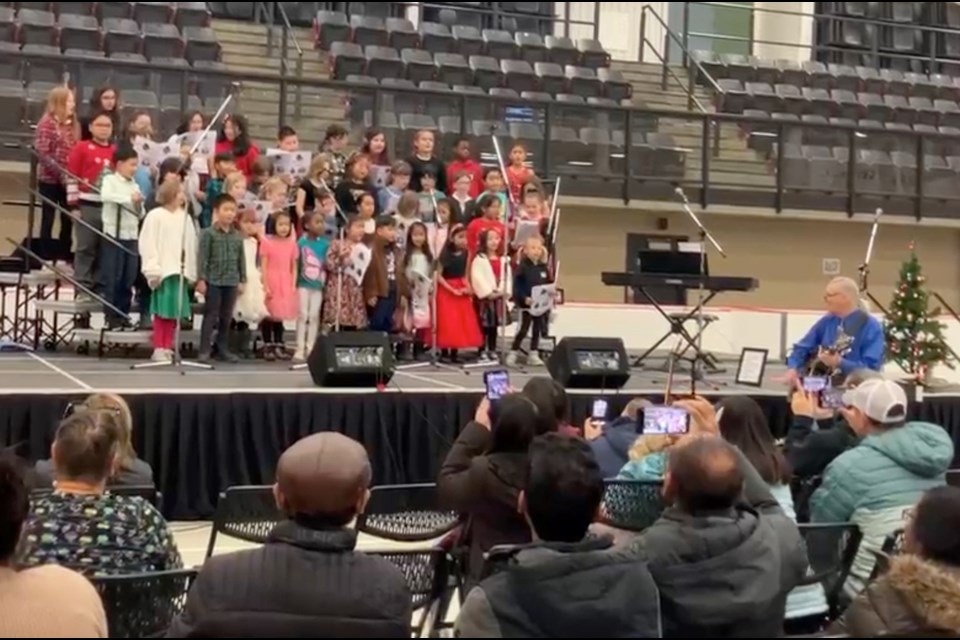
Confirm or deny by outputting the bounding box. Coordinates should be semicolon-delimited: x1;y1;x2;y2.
842;310;869;341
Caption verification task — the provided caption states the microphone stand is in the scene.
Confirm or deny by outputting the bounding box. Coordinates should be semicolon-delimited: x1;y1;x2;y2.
132;91;235;373
675;187;726;384
857;207;888;316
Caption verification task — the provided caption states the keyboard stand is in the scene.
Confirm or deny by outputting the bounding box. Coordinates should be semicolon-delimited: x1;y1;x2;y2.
630;286;725;377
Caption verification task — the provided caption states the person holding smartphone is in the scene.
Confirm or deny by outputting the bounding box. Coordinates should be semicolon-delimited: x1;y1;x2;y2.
583;398;651;479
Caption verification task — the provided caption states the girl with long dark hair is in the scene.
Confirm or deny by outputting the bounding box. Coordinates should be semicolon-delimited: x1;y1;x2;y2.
215;114;260;179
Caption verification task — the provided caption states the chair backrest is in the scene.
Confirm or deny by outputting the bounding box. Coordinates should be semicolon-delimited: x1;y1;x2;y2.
948;469;960;487
797;522;862;613
205;485;284;558
600;479;665;532
356;483;459;542
367;548;448;636
91;569;197;639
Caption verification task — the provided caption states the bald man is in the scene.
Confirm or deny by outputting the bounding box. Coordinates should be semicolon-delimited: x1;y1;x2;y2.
641;437;807;638
167;433;411;638
786;277;885;386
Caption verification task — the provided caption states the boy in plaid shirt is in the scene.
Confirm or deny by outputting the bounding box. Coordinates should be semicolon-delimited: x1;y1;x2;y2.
196;194;245;363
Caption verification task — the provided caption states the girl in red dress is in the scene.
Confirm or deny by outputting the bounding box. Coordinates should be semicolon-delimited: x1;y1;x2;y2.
214;114;260;179
435;224;482;362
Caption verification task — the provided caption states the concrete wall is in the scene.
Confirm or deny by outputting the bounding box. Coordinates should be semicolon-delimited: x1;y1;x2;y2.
556;2;665;62
753;1;816;62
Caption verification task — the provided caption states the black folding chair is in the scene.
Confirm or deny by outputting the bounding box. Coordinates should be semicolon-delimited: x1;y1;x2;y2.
947;469;959;487
791;475;823;523
91;569;197;639
368;548;449;638
797;523;863;619
204;485;284;558
600;479;665;532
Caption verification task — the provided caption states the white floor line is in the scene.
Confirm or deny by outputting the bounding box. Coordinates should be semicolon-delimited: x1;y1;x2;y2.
26;352;93;391
393;370;469;391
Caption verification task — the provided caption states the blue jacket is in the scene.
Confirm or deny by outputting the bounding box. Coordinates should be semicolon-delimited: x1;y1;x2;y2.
787;311;885;375
617;451;667;482
811;421;954;595
588;417;639;478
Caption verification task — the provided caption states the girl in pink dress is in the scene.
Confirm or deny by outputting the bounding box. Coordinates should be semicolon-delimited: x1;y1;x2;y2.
259;211;299;361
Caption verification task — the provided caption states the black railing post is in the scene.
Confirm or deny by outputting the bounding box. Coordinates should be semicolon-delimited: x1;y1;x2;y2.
372;88;382;127
687;62;696;111
661;31;670;90
564;1;571;38
593;2;601;41
682;2;691;67
774;123;784;212
543;101;553;176
915;135;924;221
701;115;711;208
623;110;633;204
179;69;188;112
639;6;647;62
278;77;288;133
458;94;467;137
846;128;857;216
26;154;36;250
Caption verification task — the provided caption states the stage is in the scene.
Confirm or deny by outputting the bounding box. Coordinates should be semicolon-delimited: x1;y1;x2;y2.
2;352;959;520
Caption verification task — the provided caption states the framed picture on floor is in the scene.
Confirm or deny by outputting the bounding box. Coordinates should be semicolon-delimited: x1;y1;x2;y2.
736;347;768;387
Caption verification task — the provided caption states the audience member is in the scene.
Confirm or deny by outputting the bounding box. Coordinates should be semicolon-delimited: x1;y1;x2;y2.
786;369;882;479
455;434;661;638
81;85;120;142
35;86;79;244
215;114;259;179
832;485;960;637
21;411;181;575
34;394;153;488
0;453;107;638
521;377;579;437
584;398;650;478
811;378;954;597
438;394;539;586
167;433;411;637
641;434;808;637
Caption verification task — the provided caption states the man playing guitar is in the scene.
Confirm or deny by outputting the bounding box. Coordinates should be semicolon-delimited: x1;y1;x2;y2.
786;277;885;388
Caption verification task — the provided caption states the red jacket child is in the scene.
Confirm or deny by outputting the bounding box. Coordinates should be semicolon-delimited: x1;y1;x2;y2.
66;139;115;206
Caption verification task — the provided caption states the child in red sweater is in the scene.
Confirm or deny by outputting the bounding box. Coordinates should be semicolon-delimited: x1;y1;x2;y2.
445;137;483;199
466;194;505;261
505;143;534;205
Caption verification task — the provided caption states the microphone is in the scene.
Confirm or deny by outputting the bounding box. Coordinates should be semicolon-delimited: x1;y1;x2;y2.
674;186;690;204
874;207;883;221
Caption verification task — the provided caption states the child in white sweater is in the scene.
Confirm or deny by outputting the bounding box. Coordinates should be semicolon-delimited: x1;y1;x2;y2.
138;180;198;362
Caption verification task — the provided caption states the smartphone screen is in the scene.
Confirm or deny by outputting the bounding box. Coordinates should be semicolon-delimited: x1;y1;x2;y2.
643;406;690;435
484;370;510;401
803;376;828;393
821;387;845;409
591;398;609;423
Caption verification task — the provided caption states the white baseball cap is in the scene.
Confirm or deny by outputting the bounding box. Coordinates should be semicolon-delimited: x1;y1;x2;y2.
842;379;908;425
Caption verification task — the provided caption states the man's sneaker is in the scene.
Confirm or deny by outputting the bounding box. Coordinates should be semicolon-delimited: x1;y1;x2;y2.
505;351;519;367
527;353;545;367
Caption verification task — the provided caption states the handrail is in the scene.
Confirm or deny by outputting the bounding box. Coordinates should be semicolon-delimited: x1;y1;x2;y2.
274;2;303;58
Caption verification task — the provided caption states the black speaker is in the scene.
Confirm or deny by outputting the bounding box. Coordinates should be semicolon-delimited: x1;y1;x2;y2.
307;332;395;387
546;337;630;389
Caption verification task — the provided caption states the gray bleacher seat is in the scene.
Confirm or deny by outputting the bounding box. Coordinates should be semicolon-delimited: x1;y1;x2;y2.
799;114;831;147
160;91;202;134
182;25;219;62
482;29;517;60
905;72;935;100
549;124;585;166
802;87;832;117
776;83;803;115
399;112;435;131
435;52;470;86
25;80;56;123
935;125;960;156
191;59;227;98
420;22;453;54
59;13;101;52
65;49;108;89
314;10;348;49
22;44;62;83
802;60;830;89
501;59;536;93
345;73;376;121
923;154;958;198
884;94;911;123
717;78;746;113
556;93;584;104
98;2;134;19
17;8;56;45
692;49;723;82
856;66;884;94
534;61;565;95
545;35;579;67
753;58;779;85
0;7;14;43
345;73;377;86
59;3;97;16
489;87;519;99
175;2;210;29
775;142;805;186
330;41;364;79
133;2;174;25
470;54;502;91
452;83;485;95
832;89;859;120
515;31;545;63
565;65;600;98
721;53;756;83
890;151;918;195
350;15;387;47
509;121;543;144
365;45;402;80
577;38;609;69
419;80;449;92
581;126;612;148
587;96;618;107
773;59;804;87
143;22;183;59
935;99;960;128
520;90;551;102
827;63;859;92
150;54;189;96
882;122;913;153
808;144;846;191
386;17;418;50
0;78;24;131
0;41;21;80
438;115;461;135
453;25;484;56
746;82;778;113
598;67;631;102
880;68;909;96
401;48;434;83
909;96;938;126
929;74;955;100
858;92;889;122
380;77;417;114
104;17;141;55
109;51;149;89
362;110;398;130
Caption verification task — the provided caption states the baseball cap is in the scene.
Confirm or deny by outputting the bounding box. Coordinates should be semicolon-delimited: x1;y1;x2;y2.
842;379;908;424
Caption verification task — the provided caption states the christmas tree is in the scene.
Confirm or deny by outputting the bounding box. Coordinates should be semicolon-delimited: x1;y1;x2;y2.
885;244;952;381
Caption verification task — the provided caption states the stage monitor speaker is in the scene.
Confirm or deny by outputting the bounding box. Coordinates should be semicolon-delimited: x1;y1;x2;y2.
546;337;630;389
307;331;395;387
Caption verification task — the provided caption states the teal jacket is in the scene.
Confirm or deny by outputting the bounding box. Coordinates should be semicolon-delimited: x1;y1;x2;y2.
811;421;954;595
616;451;667;482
